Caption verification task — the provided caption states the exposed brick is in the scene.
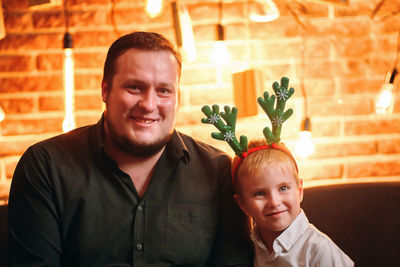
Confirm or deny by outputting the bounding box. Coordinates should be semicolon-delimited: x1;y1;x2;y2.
331;17;370;36
114;7;170;26
36;53;63;71
74;52;107;69
0;33;63;51
1;117;63;135
2;0;29;12
67;0;109;6
0;97;35;114
347;159;400;178
73;31;118;49
181;67;216;85
75;114;102;128
339;77;382;95
309;97;374;116
69;9;109;28
225;23;247;40
303;78;335;97
189;2;219;23
0;55;34;72
312;121;341;137
39;95;63;111
299;163;343;180
378;138;400;154
32;10;64;29
334;0;375;16
332;58;368;77
190;87;232;105
0;75;63;93
75;94;103;110
333;37;373;57
314;140;376;158
5;158;19;179
4;12;33;32
0;139;37;156
345;118;400;135
75;73;102;90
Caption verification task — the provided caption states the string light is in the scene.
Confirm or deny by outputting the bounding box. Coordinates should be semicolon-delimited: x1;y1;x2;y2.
249;0;280;23
146;0;163;18
210;0;229;65
62;0;75;133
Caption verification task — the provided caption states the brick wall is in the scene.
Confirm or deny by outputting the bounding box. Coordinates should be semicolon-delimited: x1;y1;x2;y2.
0;0;400;202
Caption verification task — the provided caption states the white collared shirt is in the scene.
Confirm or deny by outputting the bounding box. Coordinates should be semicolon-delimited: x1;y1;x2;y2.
251;210;354;267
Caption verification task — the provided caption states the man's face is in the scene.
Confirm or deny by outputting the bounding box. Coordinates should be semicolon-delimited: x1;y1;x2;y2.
235;164;303;241
102;48;180;157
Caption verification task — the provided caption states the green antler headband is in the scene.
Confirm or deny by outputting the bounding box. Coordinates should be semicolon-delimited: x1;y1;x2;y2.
201;76;298;181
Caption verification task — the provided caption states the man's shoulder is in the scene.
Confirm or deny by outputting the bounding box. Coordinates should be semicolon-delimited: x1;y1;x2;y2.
29;124;95;154
176;131;231;159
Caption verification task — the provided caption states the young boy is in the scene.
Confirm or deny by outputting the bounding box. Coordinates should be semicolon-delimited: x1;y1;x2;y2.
201;76;354;266
233;139;354;266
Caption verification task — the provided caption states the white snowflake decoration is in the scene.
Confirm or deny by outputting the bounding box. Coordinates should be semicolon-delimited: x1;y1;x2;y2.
224;131;235;141
276;89;289;100
272;116;284;127
208;114;220;124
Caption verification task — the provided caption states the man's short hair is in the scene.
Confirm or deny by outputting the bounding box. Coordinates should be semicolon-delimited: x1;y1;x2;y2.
102;31;182;88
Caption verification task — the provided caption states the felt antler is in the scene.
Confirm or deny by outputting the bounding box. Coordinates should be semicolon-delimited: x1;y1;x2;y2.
201;104;248;156
257;76;294;145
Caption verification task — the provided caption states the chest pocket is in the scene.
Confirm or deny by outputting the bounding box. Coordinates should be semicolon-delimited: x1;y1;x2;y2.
166;204;218;264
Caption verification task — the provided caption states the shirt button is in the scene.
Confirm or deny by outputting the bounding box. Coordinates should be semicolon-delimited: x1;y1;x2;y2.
136;244;143;250
137;206;143;212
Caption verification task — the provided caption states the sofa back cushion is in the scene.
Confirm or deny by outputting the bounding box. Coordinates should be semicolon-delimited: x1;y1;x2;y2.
302;181;400;267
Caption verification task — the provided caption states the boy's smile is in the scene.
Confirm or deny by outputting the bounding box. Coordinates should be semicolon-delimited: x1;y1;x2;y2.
235;164;303;246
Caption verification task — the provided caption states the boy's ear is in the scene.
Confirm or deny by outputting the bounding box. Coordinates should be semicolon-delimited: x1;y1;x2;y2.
298;178;304;203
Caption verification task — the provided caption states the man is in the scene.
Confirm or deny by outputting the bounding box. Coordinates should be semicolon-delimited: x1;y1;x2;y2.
8;32;252;266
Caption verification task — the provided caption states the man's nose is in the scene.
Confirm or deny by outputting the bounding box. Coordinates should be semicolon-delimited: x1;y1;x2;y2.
139;90;156;112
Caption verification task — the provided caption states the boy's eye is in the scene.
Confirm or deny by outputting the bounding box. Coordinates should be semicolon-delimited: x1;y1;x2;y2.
279;186;288;191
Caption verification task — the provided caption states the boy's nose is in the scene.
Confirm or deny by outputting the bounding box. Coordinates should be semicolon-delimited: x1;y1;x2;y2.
267;192;281;207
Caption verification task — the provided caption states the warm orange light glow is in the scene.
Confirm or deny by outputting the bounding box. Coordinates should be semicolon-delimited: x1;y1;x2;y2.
63;48;76;133
0;104;5;122
249;0;280;23
375;83;394;115
210;41;230;65
295;131;315;158
146;0;163;18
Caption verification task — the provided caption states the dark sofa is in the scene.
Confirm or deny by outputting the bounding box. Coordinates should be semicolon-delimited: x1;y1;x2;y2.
1;181;399;266
302;180;400;267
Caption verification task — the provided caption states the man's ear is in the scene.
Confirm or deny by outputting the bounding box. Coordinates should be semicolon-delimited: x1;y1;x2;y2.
101;80;108;103
234;193;248;215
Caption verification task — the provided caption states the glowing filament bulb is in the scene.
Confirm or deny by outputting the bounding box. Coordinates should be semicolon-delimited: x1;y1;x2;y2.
62;32;76;133
0;105;5;122
146;0;163;18
295;118;315;158
210;24;229;65
375;83;394;115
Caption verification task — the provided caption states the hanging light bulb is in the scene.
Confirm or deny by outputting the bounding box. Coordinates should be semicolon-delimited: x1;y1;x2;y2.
295;117;315;158
210;24;230;65
249;0;280;23
171;0;197;62
0;104;5;122
62;32;76;133
376;67;397;115
146;0;163;18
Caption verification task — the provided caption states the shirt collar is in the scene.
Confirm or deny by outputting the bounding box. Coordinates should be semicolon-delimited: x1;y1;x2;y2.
93;115;190;163
250;209;309;254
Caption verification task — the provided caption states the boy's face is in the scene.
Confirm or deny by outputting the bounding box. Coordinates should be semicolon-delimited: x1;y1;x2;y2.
234;164;303;240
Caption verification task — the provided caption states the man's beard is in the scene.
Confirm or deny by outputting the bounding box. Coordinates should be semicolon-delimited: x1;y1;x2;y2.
105;117;173;158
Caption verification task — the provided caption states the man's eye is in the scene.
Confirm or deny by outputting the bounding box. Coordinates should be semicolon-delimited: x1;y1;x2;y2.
253;191;265;197
127;85;141;92
158;88;171;95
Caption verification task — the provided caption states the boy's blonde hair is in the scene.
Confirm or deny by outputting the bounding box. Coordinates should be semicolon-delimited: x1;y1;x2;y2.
234;139;299;194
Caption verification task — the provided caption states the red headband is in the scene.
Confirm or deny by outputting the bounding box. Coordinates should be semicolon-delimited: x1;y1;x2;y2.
231;143;298;188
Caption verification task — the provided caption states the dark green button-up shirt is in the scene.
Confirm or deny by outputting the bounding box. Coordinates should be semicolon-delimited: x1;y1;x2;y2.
8;118;252;266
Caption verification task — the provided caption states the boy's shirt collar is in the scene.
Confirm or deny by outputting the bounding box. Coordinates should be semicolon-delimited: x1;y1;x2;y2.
251;209;308;255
